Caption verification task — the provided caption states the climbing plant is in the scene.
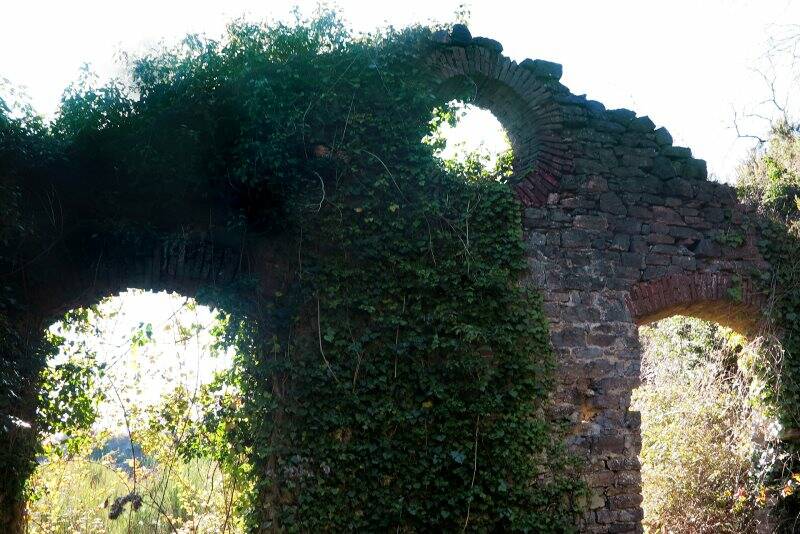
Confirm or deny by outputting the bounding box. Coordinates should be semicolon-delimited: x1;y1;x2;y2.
0;9;583;532
738;121;800;527
0;85;62;529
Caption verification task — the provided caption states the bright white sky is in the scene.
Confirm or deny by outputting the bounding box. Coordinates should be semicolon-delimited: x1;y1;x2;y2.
48;290;232;433
2;1;799;182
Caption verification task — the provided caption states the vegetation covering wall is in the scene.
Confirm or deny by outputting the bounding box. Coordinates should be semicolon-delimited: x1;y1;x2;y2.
738;121;800;529
0;12;583;532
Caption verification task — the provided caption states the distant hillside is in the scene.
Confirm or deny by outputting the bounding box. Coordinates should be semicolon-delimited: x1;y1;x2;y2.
89;434;152;472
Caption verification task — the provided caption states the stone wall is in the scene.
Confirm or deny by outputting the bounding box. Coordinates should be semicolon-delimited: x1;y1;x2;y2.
5;25;773;533
430;25;770;533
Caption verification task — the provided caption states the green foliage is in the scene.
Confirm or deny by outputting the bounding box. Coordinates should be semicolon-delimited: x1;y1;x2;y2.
634;123;800;532
0;317;48;512
0;9;582;531
0;82;52;249
738;121;800;528
634;317;762;533
752;218;800;528
253;182;577;530
25;291;246;532
727;274;744;302
0;97;56;511
37;358;101;453
738;123;800;426
0;308;102;518
27;453;243;533
424;100;515;181
715;229;746;249
740;122;800;219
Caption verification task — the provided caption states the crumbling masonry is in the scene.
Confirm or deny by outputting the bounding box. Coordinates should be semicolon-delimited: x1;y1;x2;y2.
431;25;769;533
7;25;773;533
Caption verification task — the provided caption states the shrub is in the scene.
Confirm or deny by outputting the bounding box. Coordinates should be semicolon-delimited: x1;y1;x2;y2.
633;317;762;533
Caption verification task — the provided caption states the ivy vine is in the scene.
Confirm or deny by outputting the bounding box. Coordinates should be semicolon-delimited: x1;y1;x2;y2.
739;121;800;527
0;10;584;532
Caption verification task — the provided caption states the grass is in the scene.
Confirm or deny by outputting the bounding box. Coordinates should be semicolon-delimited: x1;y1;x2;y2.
25;454;244;534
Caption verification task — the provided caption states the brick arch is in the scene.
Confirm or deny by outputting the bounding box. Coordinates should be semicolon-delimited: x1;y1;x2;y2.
486;18;776;528
627;272;766;335
427;26;574;207
41;240;241;320
19;235;294;324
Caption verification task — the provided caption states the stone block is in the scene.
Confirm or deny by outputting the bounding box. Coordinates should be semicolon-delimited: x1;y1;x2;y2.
654;127;673;146
661;145;692;159
563;229;593;248
586;176;609;192
600;193;628;216
650;244;680;255
608;108;636;124
650;156;677;178
594;434;626;454
629;237;648;253
684;158;708;179
590;492;607;509
668;225;703;240
520;58;563;80
609;494;644;509
575;214;609;230
606;457;641;471
646;253;671;266
607;523;639;533
629;116;655;132
642;266;667;280
692;238;721;257
651;205;683;224
528;232;546;247
620;154;651;168
610;234;630;251
471;36;502;53
586;470;617;487
666;177;694;197
671;255;697;269
575;158;608;174
450;23;472;45
646;233;675;244
593;119;627;133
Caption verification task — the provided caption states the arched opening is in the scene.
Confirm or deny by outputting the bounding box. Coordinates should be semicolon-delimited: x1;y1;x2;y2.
425;100;513;178
432;75;532;182
24;289;245;533
428;43;572;207
631;312;780;533
622;273;787;531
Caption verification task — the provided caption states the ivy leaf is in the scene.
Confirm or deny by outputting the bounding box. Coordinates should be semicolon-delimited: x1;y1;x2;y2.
450;450;466;464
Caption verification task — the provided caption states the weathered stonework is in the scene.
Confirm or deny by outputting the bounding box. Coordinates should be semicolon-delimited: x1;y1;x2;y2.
6;25;774;533
430;25;770;533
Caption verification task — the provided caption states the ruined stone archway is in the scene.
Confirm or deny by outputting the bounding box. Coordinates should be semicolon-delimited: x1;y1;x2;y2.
425;25;772;533
427;36;574;206
629;272;765;334
3;24;777;534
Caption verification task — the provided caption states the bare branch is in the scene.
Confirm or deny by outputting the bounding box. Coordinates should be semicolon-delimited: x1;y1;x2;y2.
312;170;326;213
733;108;767;145
316;294;339;382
